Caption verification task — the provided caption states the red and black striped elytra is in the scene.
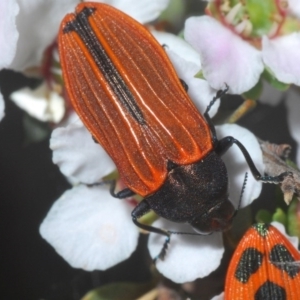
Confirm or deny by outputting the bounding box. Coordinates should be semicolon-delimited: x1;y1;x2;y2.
60;4;213;197
225;223;300;299
59;3;290;259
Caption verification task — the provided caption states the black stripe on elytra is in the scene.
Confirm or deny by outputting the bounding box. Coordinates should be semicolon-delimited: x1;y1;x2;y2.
255;281;286;300
235;247;263;283
270;244;300;278
63;6;145;125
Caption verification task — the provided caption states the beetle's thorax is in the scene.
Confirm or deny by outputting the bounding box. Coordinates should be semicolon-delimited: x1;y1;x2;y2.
145;151;230;224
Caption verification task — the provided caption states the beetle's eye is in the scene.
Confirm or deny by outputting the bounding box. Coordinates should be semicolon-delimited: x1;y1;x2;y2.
211;218;232;231
191;214;233;234
193;219;231;234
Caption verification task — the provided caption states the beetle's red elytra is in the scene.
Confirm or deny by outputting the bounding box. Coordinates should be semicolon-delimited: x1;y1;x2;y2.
59;3;213;197
225;223;300;299
59;3;290;260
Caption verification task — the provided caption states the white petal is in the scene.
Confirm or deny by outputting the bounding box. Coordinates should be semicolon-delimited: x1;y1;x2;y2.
0;92;5;121
151;31;201;67
10;82;65;123
40;185;138;270
167;50;220;116
184;16;264;94
211;293;224;300
151;31;220;117
148;219;224;283
51;122;115;184
262;34;300;86
216;124;263;208
271;221;299;250
0;0;19;69
286;89;300;166
10;0;78;71
288;0;300;18
88;0;169;23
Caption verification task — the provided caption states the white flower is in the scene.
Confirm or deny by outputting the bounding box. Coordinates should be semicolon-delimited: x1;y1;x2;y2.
0;0;19;70
50;119;115;184
288;0;300;18
0;0;78;122
148;220;224;283
40;184;139;270
184;3;300;94
0;0;19;120
90;0;169;23
152;31;220;116
216;124;263;207
10;0;78;71
286;89;300;167
10;82;65;123
262;33;300;86
184;16;264;94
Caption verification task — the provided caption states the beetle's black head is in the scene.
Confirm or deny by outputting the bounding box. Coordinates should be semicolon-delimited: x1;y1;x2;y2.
190;198;236;234
145;151;236;233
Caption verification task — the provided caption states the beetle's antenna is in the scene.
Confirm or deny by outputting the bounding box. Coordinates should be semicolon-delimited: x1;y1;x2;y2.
153;235;171;263
233;172;248;217
204;83;229;116
153;230;211;263
86;180;109;187
153;230;215;263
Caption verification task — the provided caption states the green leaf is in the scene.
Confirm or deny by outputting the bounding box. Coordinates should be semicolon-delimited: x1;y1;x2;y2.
262;68;290;91
281;16;300;35
246;0;277;37
286;159;299;170
102;170;119;181
272;208;287;226
194;69;204;80
255;209;272;223
243;79;263;99
287;198;300;238
139;210;159;226
158;0;185;26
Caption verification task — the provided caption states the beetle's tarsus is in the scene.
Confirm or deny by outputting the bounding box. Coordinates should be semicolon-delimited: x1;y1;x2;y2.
259;171;293;184
153;235;171;263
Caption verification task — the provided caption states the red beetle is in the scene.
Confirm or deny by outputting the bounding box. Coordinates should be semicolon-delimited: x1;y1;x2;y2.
59;3;289;260
226;223;300;299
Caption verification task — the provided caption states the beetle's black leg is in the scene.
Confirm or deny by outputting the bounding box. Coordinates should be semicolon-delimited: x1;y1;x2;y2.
92;136;98;143
216;136;292;183
179;79;188;92
204;85;229;145
110;181;171;261
132;215;171;263
110;180;136;198
132;200;171;262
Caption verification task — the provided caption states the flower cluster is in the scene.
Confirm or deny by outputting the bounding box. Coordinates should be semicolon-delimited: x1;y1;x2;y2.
1;0;300;296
